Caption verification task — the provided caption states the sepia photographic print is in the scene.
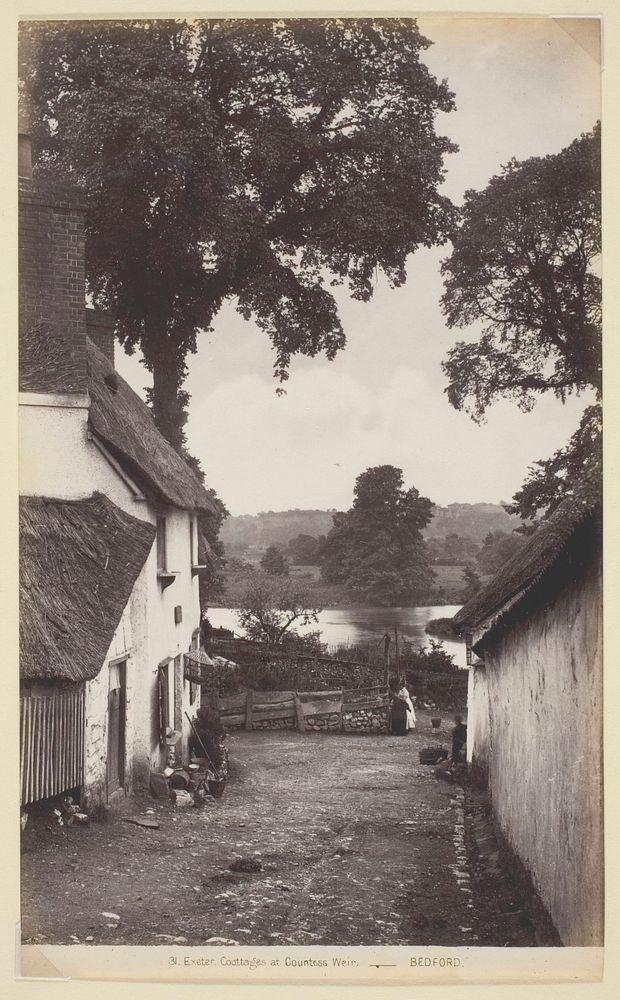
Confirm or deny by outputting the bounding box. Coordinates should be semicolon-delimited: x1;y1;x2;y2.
12;2;612;989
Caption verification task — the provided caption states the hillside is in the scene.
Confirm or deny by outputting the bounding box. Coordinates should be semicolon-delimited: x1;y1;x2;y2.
220;503;522;555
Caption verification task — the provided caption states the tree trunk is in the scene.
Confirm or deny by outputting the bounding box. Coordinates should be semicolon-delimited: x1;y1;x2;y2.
151;359;187;452
142;317;188;453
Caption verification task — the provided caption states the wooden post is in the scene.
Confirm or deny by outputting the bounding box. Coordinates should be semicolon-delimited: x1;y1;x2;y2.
395;626;400;676
294;695;305;733
245;689;254;731
383;632;391;685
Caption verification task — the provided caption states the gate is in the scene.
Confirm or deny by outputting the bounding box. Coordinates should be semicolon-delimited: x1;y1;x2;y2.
20;688;85;805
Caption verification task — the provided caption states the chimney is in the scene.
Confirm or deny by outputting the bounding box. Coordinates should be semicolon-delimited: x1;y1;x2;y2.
86;308;116;368
19;106;88;395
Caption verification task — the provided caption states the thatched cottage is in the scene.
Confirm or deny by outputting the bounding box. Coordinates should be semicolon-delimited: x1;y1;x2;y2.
454;492;602;946
19;120;217;810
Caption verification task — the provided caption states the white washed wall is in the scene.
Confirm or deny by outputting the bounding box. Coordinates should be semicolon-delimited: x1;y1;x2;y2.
83;601;135;809
21;396;203;799
19;399;135;510
466;662;490;776
482;561;603;945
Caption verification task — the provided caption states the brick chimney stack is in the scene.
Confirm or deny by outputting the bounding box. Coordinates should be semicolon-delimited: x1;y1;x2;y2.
19;98;88;396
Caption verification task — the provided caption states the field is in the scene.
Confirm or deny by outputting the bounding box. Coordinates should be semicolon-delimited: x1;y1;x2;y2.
212;563;468;609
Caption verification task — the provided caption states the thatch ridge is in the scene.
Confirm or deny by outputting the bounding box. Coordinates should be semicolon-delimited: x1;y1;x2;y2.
454;492;600;634
86;338;217;512
20;493;156;682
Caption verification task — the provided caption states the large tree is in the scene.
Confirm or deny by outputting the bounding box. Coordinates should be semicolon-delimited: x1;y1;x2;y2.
321;465;435;605
440;125;601;519
505;403;602;523
441;124;600;422
260;544;290;577
20;18;457;449
476;530;525;575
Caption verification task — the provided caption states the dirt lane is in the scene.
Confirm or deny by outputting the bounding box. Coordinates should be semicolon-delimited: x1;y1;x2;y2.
21;714;537;947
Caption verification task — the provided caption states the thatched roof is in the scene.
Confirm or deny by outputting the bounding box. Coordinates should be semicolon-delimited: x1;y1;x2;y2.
454;492;601;640
20;493;156;682
86;338;217;512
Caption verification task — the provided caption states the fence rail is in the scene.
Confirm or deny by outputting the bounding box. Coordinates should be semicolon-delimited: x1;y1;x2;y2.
219;685;390;734
20;689;85;805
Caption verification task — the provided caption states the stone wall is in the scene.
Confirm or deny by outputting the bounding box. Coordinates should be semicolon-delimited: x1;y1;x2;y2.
304;712;341;732
479;558;603;946
342;706;389;733
83;601;135;811
219;686;390;734
466;662;490;783
251;717;295;731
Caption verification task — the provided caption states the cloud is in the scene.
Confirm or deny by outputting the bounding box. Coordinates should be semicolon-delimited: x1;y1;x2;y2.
185;363;590;515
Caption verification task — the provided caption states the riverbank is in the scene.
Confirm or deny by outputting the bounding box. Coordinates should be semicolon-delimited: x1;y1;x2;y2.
211;564;468;611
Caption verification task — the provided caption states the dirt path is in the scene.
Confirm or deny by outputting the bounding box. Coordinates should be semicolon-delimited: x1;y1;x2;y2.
21;713;538;947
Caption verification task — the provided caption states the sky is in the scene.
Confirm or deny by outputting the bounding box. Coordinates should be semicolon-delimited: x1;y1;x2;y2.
116;16;601;517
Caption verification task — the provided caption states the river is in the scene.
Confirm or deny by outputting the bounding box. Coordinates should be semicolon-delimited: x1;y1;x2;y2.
209;604;466;669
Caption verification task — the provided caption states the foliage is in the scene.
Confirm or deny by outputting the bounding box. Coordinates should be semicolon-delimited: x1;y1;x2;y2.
506;404;602;524
441;124;601;423
425;616;461;639
21;17;457;448
260;544;290;576
218;654;382;695
321;465;436;605
461;563;482;601
406;669;468;712
476;529;525;575
286;532;325;565
426;532;479;565
400;639;459;674
236;571;322;643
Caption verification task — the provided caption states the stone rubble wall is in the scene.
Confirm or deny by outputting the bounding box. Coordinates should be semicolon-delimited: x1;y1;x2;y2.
219;687;390;734
304;712;341;732
342;706;389;734
251;717;295;731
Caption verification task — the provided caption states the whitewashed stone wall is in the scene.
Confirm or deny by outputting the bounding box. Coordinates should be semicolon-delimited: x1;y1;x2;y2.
480;560;603;945
466;662;490;780
83;601;135;810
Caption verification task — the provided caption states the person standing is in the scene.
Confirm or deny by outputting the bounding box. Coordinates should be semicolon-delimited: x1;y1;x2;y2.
450;715;467;769
397;676;416;731
390;677;415;735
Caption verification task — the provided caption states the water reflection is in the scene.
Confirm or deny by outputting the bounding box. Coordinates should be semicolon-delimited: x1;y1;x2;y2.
210;604;466;669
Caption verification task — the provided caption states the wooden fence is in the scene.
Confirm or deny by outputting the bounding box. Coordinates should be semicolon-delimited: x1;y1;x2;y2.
218;684;389;734
20;689;85;805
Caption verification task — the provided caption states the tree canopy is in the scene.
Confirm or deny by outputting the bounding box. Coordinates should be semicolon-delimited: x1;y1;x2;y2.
287;533;325;565
321;465;435;605
475;530;525;575
260;544;290;576
21;17;457;448
236;572;321;644
505;403;602;523
441;125;601;423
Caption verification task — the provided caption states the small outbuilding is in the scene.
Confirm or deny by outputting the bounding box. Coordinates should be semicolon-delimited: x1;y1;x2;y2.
454;491;602;946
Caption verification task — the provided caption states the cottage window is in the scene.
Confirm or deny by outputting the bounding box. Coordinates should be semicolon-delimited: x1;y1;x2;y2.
190;516;196;566
156;517;167;572
156;517;179;589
